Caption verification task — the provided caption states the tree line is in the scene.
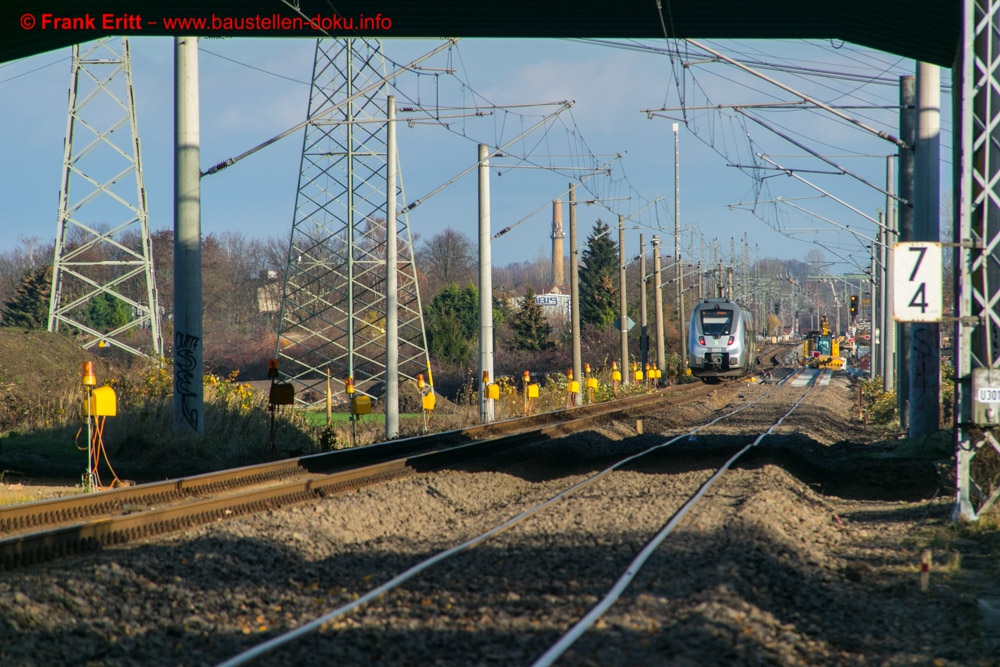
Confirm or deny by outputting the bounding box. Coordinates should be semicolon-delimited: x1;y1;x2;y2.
0;222;815;398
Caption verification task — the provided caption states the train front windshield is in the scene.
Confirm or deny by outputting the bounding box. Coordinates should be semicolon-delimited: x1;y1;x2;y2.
700;309;733;337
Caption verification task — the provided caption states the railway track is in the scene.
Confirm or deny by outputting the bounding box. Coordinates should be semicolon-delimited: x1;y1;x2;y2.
0;378;721;571
215;367;819;665
1;359;964;666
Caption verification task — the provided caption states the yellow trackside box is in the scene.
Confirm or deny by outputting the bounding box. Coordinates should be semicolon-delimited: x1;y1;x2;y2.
611;370;622;382
567;380;580;394
87;385;117;417
527;384;540;398
269;382;295;406
351;395;372;415
486;384;500;400
586;377;599;389
422;392;436;411
634;370;644;381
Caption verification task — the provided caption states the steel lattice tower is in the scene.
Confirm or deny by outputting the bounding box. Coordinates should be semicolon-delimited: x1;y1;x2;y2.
48;38;162;358
276;38;430;406
955;0;1000;519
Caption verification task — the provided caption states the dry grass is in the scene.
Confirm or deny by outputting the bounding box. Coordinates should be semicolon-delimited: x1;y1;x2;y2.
0;482;35;506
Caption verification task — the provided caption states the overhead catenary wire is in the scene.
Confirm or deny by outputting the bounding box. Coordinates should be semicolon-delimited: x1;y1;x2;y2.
200;39;459;177
736;109;905;204
684;39;906;150
755;154;889;232
402;102;573;213
493;152;625;239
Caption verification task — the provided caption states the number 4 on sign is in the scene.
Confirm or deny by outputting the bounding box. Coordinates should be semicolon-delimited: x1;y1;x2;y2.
893;242;943;323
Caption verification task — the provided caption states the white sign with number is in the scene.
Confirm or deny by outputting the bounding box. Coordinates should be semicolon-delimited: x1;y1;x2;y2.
893;242;943;322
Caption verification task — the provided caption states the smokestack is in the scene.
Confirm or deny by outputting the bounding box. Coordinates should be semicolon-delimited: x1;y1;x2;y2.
551;198;565;289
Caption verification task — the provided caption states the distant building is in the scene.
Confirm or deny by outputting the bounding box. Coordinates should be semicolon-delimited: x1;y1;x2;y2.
535;291;571;319
256;270;281;313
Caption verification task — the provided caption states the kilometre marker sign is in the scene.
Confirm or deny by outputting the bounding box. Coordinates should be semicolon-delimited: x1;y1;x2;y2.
893;242;942;322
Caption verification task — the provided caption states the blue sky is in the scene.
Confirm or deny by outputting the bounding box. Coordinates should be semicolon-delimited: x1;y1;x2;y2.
0;37;951;274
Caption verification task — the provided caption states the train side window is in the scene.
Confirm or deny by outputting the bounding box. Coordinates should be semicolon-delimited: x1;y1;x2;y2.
701;309;733;336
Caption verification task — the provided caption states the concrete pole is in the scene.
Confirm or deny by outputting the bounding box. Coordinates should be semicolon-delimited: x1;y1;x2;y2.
619;214;629;385
385;96;399;439
674;122;687;369
653;236;665;374
569;183;582;404
897;74;915;431
551;199;565;289
478;144;494;423
173;37;204;436
909;63;941;436
883;157;896;393
640;234;648;373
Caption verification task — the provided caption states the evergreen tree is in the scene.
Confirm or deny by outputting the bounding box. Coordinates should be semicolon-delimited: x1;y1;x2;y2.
424;283;479;365
1;266;51;329
578;220;619;328
83;291;131;331
508;287;553;352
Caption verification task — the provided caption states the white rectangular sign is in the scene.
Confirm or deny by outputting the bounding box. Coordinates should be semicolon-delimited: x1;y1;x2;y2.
893;242;943;322
977;387;1000;404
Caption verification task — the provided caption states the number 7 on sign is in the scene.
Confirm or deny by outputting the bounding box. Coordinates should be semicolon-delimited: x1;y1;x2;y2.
893;242;943;323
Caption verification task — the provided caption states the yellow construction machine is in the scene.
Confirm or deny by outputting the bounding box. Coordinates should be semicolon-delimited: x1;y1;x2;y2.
801;316;845;370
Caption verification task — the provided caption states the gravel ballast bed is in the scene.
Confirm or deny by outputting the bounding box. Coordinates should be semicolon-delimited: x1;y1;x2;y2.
0;374;990;665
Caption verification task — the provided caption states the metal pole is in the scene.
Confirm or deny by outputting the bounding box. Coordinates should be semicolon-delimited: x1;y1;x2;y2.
878;213;887;381
640;234;648;373
173;36;204;436
897;74;915;431
674;123;687;369
870;245;877;380
653;236;665;374
478;144;494;423
569;183;582;405
385;95;399;439
346;46;356;385
619;214;629;385
909;63;941;437
697;260;703;301
884;156;896;393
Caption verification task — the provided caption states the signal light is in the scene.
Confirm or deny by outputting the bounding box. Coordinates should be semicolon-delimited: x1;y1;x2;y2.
849;295;858;315
81;361;97;386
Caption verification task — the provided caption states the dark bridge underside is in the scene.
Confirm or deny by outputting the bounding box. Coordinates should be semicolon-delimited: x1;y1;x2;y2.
0;0;959;66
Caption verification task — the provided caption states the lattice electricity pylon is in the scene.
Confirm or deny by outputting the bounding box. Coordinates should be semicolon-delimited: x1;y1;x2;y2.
48;38;162;358
954;0;1000;520
276;38;431;407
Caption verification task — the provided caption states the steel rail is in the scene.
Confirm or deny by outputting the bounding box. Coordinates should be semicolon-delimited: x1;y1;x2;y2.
531;379;816;666
215;367;807;667
0;383;713;570
0;385;703;539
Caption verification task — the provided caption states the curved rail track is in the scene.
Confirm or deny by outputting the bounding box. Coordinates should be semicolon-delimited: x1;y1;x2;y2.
0;376;731;571
215;366;824;666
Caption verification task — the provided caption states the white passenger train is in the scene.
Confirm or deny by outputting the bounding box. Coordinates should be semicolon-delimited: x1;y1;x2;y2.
688;298;758;380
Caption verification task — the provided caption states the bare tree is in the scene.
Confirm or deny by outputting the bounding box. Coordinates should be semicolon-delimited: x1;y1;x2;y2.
0;236;54;306
415;227;476;295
